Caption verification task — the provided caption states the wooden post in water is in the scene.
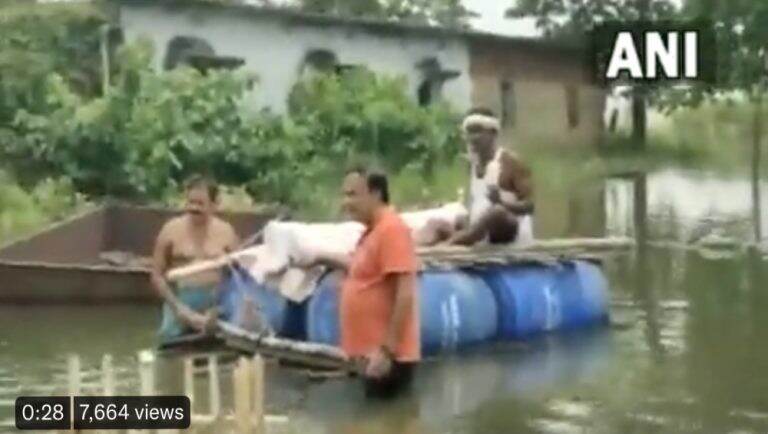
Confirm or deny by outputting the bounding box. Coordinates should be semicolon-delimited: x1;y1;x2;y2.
67;354;81;398
101;354;114;396
233;357;252;434
207;355;221;421
130;350;156;434
183;357;195;406
138;350;155;396
98;355;115;434
232;355;265;434
253;355;265;434
66;354;80;434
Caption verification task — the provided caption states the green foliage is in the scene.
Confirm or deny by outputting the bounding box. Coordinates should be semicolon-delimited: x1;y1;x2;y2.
507;0;679;42
4;39;463;213
0;172;90;243
0;2;105;124
288;69;462;174
681;0;768;100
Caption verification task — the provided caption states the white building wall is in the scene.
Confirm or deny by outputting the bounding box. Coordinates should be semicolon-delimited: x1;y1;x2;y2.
119;4;472;114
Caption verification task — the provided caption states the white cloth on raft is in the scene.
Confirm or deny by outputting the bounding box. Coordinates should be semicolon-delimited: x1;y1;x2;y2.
235;201;530;302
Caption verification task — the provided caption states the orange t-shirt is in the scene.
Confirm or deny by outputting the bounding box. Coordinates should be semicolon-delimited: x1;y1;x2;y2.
340;207;421;362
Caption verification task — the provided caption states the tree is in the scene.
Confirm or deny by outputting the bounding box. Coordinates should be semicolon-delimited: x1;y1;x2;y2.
680;0;768;242
506;0;680;147
0;2;105;125
291;0;477;28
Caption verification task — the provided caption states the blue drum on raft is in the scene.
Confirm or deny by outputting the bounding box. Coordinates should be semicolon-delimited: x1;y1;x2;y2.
168;260;610;352
478;260;610;339
303;260;609;353
306;270;500;356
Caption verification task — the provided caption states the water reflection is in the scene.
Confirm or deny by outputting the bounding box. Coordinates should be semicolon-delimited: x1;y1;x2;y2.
605;168;768;240
1;167;768;433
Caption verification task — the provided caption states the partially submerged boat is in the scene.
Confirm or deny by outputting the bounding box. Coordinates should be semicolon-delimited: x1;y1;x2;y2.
0;204;273;304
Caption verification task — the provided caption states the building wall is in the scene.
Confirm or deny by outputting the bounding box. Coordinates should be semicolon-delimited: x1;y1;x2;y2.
470;40;606;147
118;3;473;114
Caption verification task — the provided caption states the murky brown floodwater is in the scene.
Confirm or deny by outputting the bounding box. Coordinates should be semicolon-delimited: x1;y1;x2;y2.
1;164;767;434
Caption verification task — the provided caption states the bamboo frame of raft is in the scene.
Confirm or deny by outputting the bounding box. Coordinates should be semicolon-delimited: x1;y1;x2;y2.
167;236;635;281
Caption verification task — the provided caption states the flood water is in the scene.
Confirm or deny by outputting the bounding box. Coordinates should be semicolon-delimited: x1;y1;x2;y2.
1;161;767;433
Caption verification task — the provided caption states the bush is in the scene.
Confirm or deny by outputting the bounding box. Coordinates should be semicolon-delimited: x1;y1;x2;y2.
4;39;464;213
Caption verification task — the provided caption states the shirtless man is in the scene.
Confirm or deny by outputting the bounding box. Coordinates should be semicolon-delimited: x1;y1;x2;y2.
449;108;534;245
151;175;239;339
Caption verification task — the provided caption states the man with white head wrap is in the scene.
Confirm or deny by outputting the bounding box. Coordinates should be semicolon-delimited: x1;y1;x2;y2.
449;108;534;245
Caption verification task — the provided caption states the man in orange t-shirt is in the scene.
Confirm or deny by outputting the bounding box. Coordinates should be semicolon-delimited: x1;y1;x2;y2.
306;167;420;398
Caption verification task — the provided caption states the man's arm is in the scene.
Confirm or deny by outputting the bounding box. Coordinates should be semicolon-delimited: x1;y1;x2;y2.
383;272;416;353
497;152;534;215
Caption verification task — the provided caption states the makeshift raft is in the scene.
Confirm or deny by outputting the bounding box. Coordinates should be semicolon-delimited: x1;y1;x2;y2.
160;238;632;363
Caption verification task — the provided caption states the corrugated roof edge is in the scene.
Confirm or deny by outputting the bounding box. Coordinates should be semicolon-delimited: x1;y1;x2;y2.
111;0;585;54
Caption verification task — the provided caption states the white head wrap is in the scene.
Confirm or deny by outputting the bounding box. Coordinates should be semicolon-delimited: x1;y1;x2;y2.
462;113;501;133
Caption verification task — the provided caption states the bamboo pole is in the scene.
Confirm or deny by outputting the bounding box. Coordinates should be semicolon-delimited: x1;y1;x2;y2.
166;236;634;282
215;320;361;374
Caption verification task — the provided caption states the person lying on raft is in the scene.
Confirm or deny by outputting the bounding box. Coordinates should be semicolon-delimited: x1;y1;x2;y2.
448;108;534;245
151;175;239;339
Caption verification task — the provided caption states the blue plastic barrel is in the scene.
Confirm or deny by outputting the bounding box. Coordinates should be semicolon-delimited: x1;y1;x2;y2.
419;271;499;355
479;260;609;339
305;271;343;347
219;266;305;337
306;270;499;356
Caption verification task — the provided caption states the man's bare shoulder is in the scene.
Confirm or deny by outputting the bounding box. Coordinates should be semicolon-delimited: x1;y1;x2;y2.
158;216;186;237
499;149;531;174
211;216;236;231
211;216;238;239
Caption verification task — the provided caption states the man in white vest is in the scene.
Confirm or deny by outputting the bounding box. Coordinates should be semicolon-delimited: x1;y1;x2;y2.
449;108;535;245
